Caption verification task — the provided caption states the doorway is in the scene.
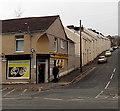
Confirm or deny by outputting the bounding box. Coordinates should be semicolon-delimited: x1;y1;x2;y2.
37;58;49;83
38;63;45;83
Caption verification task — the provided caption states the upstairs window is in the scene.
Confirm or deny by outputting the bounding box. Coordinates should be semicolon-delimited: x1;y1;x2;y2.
15;35;24;52
54;38;58;52
61;39;64;49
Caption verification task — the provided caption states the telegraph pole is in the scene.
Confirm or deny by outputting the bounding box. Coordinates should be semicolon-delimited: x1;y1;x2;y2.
80;20;82;72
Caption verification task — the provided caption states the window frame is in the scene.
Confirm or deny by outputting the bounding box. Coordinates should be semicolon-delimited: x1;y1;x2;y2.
54;38;58;52
15;35;24;52
60;39;65;49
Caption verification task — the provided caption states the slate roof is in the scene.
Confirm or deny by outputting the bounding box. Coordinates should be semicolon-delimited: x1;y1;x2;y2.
1;15;59;34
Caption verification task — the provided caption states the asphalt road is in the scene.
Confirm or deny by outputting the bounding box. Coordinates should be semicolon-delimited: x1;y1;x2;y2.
2;49;119;110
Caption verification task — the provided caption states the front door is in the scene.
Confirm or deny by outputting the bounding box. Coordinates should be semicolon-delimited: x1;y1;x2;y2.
38;63;45;83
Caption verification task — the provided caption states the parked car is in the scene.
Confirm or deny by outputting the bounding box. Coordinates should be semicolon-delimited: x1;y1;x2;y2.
113;46;118;50
98;56;108;64
105;51;112;57
109;48;113;52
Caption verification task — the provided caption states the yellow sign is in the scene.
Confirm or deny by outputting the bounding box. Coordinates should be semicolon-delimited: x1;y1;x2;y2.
55;59;64;69
7;60;30;79
54;55;68;59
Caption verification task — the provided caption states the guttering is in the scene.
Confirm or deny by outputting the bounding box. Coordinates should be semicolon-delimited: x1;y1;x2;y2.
1;30;45;35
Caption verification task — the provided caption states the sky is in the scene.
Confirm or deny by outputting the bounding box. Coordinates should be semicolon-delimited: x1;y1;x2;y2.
0;0;119;36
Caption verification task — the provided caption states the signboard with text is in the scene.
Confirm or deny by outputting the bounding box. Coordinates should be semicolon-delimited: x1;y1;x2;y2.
55;59;64;69
7;60;30;79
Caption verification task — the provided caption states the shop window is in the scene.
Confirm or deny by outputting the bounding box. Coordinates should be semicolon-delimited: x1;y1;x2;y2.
61;39;64;49
54;38;58;52
15;35;24;52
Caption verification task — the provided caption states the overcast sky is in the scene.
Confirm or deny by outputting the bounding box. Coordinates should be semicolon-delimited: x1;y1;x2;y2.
0;0;119;36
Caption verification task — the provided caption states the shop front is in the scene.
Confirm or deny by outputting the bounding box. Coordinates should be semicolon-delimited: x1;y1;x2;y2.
49;54;68;80
3;55;31;84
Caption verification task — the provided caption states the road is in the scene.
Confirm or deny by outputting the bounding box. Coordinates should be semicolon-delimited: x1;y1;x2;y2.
2;49;119;110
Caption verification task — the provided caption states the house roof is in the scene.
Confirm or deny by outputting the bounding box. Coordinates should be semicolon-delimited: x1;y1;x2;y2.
1;15;59;34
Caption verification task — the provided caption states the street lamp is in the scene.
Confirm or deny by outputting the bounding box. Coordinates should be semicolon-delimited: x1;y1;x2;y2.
74;20;83;72
79;20;82;72
25;23;35;58
25;23;32;37
67;20;83;72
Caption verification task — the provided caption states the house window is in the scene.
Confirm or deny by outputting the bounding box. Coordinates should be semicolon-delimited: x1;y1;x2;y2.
15;35;24;52
61;39;64;49
54;38;58;52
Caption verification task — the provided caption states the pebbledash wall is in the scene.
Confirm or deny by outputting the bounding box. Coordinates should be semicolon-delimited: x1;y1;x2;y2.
1;15;75;84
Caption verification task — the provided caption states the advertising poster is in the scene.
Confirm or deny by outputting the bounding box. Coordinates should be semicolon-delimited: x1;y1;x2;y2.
55;59;64;69
7;60;30;79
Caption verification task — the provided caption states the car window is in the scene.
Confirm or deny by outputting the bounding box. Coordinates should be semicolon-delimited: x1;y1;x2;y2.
99;56;105;59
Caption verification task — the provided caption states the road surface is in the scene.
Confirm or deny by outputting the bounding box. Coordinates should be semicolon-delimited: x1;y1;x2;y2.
2;49;119;110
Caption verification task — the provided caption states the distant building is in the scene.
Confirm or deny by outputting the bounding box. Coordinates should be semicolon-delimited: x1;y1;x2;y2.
107;35;120;46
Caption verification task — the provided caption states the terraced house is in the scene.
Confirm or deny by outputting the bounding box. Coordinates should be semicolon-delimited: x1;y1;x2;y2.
65;26;111;69
0;15;75;84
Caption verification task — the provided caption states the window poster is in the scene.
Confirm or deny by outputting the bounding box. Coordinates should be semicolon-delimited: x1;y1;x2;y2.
7;60;30;79
55;59;64;69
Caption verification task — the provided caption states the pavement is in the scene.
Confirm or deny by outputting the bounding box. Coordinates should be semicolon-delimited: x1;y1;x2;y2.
1;57;97;91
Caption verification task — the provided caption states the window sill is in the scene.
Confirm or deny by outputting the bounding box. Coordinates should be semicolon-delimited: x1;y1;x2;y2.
15;51;24;53
61;47;65;49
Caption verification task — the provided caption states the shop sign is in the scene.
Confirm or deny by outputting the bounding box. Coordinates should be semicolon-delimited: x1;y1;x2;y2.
1;58;7;62
54;55;68;59
7;60;30;79
55;59;64;69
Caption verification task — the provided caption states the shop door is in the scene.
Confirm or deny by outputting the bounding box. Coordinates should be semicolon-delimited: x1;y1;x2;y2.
38;63;45;83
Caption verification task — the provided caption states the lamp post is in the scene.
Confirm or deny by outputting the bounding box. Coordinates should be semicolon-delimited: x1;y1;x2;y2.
79;20;82;72
73;20;83;72
25;23;34;57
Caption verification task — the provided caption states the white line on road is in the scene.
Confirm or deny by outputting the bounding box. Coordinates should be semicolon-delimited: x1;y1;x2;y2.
113;68;116;73
105;96;109;98
0;88;6;91
70;98;84;101
20;89;27;95
95;90;104;98
110;73;114;79
3;89;15;97
104;81;111;89
44;98;63;101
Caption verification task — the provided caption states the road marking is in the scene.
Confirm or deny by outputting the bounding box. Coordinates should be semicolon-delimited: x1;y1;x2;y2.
78;97;90;99
20;89;27;95
105;96;109;98
113;95;118;99
104;81;110;89
44;98;63;101
0;88;6;91
113;68;116;73
70;98;84;101
3;89;15;97
110;73;114;79
95;90;103;98
3;97;18;100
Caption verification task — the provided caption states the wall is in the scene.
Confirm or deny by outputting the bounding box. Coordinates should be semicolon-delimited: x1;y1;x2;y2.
68;41;75;70
2;34;31;55
0;34;2;84
47;17;68;55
